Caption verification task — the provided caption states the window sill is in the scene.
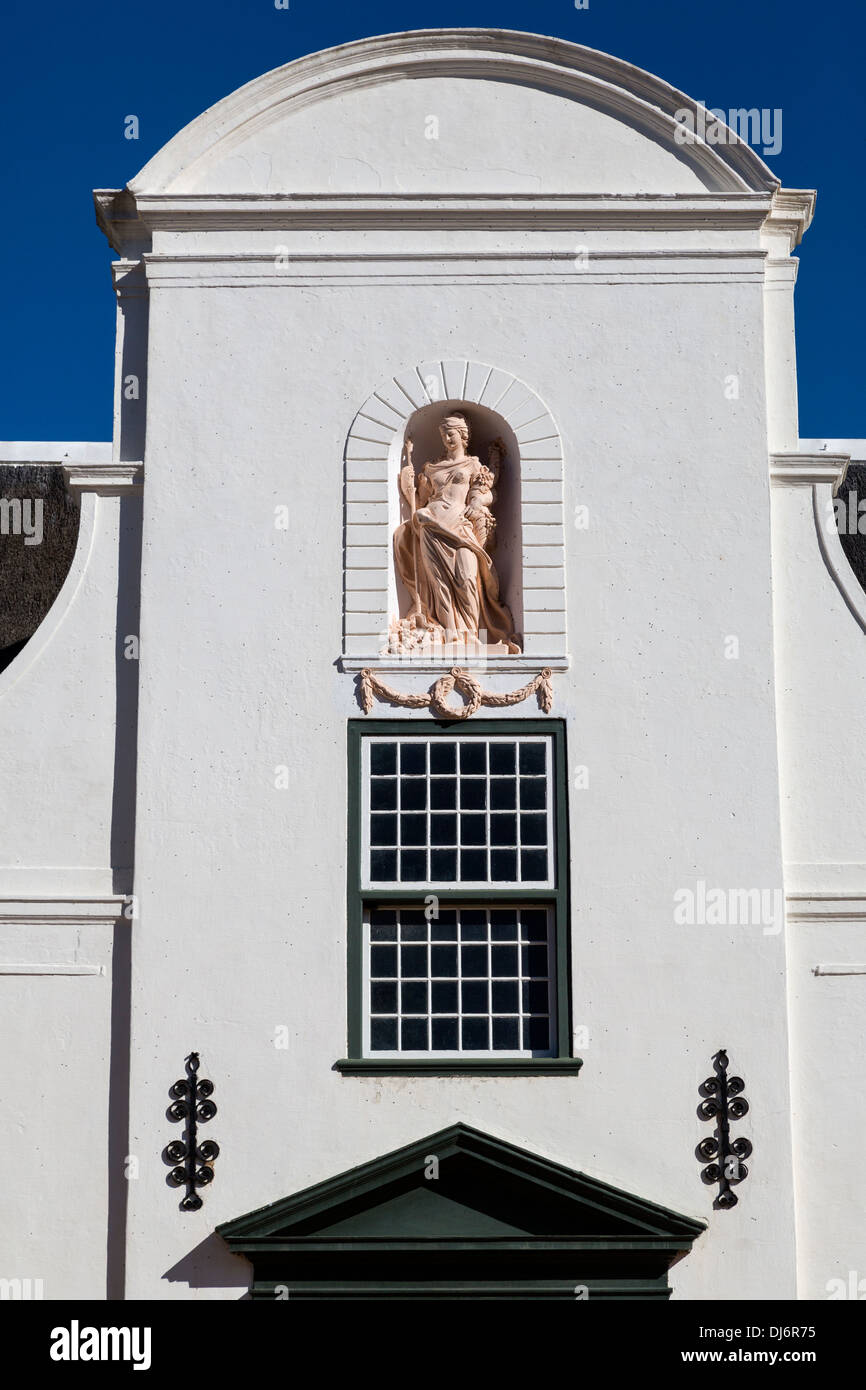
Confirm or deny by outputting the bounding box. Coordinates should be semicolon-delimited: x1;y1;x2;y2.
334;1058;583;1076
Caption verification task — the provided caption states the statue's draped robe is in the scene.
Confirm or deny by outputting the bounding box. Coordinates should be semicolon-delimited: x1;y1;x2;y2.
393;459;516;648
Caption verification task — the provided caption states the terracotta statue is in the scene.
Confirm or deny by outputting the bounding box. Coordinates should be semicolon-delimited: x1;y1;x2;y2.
391;412;520;653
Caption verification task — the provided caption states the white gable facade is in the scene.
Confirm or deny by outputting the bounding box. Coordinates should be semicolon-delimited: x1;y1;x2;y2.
0;29;862;1302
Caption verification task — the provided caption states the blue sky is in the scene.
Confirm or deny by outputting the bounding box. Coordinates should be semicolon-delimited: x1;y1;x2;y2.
2;0;861;441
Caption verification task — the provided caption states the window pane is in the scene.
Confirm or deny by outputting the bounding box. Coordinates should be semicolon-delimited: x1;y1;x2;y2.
493;1017;520;1050
365;906;554;1057
400;743;426;775
521;849;548;881
432;910;458;940
430;812;457;845
370;908;397;926
430;777;457;809
431;981;458;1012
461;944;488;976
490;813;517;846
401;944;427;976
401;918;427;942
460;848;487;880
460;813;486;845
460;742;486;774
370;743;397;776
371;1019;397;1050
401;1018;428;1050
369;848;397;880
430;742;456;774
462;1017;489;1050
430;945;457;976
490;742;516;775
432;1018;459;1050
401;779;427;810
370;779;397;811
371;981;397;1013
460;778;487;809
521;909;548;940
491;944;519;976
400;813;427;846
490;779;516;810
370;813;396;846
461;908;487;927
519;778;546;810
462;980;489;1013
520;813;547;845
460;915;487;941
490;910;518;940
491;849;517;881
430;849;457;881
370;944;397;977
401;981;428;1013
524;1017;551;1051
492;980;519;1012
400;849;427;881
519;742;546;775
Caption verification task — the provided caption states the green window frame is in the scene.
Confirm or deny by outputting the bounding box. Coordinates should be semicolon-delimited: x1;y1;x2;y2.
336;718;581;1076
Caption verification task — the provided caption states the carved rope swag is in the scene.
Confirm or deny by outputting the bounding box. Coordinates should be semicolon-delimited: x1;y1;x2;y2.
358;666;554;721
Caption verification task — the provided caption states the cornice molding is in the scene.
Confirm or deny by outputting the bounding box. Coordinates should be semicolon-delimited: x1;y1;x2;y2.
135;190;774;229
96;190;785;252
142;246;768;289
0;896;130;925
0;963;106;976
770;452;849;489
764;188;816;252
341;656;571;674
63;461;144;494
812;964;866;976
786;895;866;921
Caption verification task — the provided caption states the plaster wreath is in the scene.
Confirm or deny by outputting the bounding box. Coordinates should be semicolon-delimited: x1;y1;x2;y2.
358;666;554;721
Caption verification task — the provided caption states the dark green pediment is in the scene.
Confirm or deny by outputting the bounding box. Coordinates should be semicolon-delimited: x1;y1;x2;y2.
217;1123;705;1300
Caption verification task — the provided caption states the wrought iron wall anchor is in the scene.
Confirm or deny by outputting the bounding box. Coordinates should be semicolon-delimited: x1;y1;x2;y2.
696;1049;752;1209
164;1052;219;1211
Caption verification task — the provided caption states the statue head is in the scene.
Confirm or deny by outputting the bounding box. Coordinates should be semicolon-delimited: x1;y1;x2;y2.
439;413;470;454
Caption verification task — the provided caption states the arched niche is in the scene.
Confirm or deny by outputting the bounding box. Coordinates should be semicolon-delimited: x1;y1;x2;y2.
343;358;567;670
389;400;524;651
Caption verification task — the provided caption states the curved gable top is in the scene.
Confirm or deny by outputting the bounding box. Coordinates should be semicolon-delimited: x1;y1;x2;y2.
127;29;781;198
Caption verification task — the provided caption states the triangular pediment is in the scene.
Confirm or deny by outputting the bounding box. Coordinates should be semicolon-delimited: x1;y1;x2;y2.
218;1125;704;1292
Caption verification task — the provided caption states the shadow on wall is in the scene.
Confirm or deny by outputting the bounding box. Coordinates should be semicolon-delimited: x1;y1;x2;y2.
0;465;80;672
106;492;143;1299
163;1233;252;1297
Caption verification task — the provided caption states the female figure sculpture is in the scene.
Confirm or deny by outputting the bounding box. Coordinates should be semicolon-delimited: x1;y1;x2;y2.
392;412;520;654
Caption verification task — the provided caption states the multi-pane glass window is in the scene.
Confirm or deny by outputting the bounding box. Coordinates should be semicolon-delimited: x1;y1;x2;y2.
363;736;554;888
348;723;570;1064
